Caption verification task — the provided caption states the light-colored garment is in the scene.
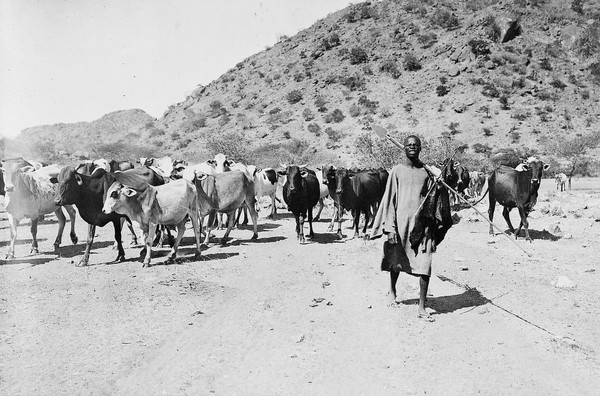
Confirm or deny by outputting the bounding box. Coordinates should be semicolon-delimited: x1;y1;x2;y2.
371;163;432;276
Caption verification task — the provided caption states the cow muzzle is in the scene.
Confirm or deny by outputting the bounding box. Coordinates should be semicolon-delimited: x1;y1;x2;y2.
5;186;14;193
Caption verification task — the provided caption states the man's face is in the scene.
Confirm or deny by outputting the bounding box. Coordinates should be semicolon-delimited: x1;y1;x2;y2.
404;137;421;159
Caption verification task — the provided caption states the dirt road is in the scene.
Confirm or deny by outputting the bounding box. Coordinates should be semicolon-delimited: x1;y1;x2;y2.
1;179;599;395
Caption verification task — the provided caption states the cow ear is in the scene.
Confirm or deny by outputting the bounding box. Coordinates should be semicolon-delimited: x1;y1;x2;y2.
194;171;208;181
123;187;137;197
75;174;83;186
207;160;216;167
50;177;58;184
300;170;309;178
543;163;550;171
521;164;530;171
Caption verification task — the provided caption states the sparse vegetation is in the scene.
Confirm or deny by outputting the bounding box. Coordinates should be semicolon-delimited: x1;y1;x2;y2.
307;123;321;135
403;54;422;71
436;85;450;96
315;96;328;112
349;47;369;65
550;78;567;89
286;90;303;104
379;58;401;79
430;8;460;30
468;38;491;57
302;108;315;121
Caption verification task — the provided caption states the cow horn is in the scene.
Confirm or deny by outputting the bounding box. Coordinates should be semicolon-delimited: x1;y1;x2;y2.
299;163;308;168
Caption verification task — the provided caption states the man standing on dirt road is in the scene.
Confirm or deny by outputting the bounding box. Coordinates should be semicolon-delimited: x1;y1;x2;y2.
371;135;452;322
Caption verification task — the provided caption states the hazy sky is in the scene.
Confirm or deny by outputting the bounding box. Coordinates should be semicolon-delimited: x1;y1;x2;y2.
0;0;350;138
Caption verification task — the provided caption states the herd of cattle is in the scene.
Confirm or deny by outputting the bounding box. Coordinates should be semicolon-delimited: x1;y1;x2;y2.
0;153;556;267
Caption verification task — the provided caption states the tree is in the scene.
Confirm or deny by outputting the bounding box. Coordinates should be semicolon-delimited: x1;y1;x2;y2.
546;131;600;189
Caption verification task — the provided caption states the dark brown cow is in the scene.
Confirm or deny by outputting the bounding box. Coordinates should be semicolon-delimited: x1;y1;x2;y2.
488;157;549;241
278;165;320;243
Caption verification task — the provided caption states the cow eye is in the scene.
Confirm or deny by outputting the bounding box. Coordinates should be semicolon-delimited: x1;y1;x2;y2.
110;191;119;199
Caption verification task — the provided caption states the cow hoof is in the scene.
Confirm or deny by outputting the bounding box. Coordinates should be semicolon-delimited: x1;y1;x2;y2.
142;261;150;268
251;233;258;240
76;261;88;267
29;248;40;256
194;251;202;259
115;254;126;263
165;257;176;265
5;253;15;260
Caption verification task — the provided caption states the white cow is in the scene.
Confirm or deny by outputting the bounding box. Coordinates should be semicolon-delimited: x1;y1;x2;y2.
555;173;568;192
2;159;78;259
102;178;201;267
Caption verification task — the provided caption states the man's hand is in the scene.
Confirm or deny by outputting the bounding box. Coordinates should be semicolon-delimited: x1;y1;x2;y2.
387;232;397;244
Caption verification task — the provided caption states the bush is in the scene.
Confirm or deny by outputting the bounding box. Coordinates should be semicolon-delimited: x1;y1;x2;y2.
550;78;567;89
590;61;600;85
482;83;500;98
571;0;584;14
540;58;552;71
468;39;491;57
482;127;494;136
576;23;600;58
349;104;361;117
447;122;461;135
359;96;379;114
403;53;422;71
430;8;460;30
511;108;530;121
482;15;501;42
581;90;590;100
204;130;252;163
307;123;321;135
302;108;315;121
331;109;345;123
499;95;510;110
325;127;344;142
339;73;366;91
436;85;450;96
286;90;303;104
417;33;438;49
379;58;401;79
349;47;369;65
315;96;328;112
404;103;413;112
472;143;492;154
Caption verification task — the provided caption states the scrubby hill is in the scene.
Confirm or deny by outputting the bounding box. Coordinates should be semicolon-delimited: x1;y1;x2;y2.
6;0;600;171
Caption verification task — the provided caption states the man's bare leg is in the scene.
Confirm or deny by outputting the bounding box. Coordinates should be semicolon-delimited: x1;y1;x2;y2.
418;275;434;320
389;270;399;304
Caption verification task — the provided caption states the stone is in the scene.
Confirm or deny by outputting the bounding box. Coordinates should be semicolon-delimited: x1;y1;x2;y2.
448;65;460;77
554;276;576;289
485;60;495;69
545;223;562;235
496;14;522;43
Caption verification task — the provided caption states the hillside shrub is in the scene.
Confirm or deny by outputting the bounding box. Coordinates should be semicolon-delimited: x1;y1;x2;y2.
349;47;369;65
540;58;552;71
294;72;304;82
499;95;510;110
550;78;567;89
481;83;500;98
430;8;460;30
358;96;379;114
537;90;556;101
320;33;341;51
404;1;428;16
331;109;345;123
404;103;413;112
472;142;492;154
571;0;584;14
417;33;438;49
403;53;422;71
349;104;361;117
286;90;303;104
315;96;328;112
339;73;366;91
576;23;600;58
203;131;251;163
269;107;281;115
380;107;392;118
478;105;491;118
325;127;344;142
468;39;491;57
447;122;461;135
307;123;321;136
302;108;315;121
581;90;590;100
511;108;530;121
482;127;494;136
379;58;401;79
436;85;450;96
218;113;231;126
590;61;600;85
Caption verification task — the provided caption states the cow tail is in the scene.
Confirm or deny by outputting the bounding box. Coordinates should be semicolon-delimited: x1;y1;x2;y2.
469;186;489;206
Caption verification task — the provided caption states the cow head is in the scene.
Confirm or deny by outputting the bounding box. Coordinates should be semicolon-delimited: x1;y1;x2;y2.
279;164;309;192
102;182;140;215
321;164;336;185
1;158;32;194
334;167;350;195
518;157;550;185
209;153;231;173
54;166;85;206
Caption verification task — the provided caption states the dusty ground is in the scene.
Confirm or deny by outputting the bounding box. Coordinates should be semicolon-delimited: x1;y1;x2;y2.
1;178;599;395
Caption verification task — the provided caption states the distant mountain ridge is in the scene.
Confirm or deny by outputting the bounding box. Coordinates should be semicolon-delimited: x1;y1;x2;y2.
5;0;600;169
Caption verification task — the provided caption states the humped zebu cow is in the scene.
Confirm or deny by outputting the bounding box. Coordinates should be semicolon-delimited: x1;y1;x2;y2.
441;158;470;208
54;165;167;266
2;158;78;259
193;169;258;246
487;157;550;241
102;174;201;267
277;164;321;243
468;171;486;198
555;173;568;192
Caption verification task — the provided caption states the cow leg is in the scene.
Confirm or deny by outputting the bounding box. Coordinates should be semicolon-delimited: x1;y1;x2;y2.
297;214;305;243
6;214;19;259
314;198;324;222
328;205;337;231
245;194;259;240
121;217;138;246
166;220;187;264
488;195;496;236
29;218;40;255
112;219;126;263
308;207;315;239
502;207;515;233
221;211;236;245
64;205;78;245
78;224;96;266
268;192;277;219
202;213;216;247
52;207;67;255
368;203;378;228
142;224;154;267
353;209;360;239
362;207;370;239
189;211;202;258
516;207;531;241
